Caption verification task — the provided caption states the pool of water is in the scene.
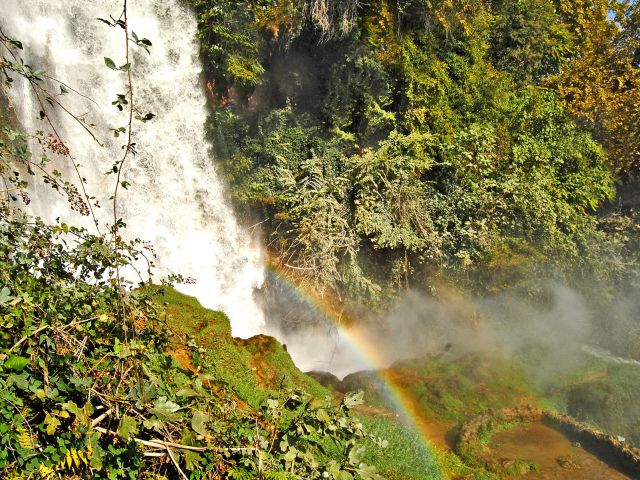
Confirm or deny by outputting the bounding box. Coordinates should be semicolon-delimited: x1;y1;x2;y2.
487;423;632;479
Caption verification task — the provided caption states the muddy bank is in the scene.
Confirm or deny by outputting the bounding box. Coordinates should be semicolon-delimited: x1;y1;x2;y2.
456;405;640;478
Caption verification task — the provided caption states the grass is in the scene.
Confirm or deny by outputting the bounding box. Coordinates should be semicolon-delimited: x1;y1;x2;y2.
156;287;450;477
361;353;536;423
359;416;444;480
156;286;329;407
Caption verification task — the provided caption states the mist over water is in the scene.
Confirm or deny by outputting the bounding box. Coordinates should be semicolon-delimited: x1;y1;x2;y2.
0;0;265;337
267;280;612;381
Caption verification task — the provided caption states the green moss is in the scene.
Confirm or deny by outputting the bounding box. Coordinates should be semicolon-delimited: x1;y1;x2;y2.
156;286;327;407
363;354;535;423
240;335;329;398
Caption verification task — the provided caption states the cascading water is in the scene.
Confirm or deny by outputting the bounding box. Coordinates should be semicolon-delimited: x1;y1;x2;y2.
0;0;265;337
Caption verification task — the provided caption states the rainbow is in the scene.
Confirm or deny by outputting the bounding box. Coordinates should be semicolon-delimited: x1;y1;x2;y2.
264;261;446;460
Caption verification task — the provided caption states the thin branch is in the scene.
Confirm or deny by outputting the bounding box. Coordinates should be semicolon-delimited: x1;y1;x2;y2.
112;0;135;335
0;34;102;233
43;73;101;108
166;446;189;480
284;263;316;271
93;426;256;453
7;325;50;353
90;408;113;428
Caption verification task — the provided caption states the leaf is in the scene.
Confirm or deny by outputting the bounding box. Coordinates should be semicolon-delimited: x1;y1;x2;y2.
283;447;297;462
348;446;365;466
176;387;199;398
44;413;61;435
104;57;116;70
334;471;354;480
4;355;29;371
150;396;181;422
184;450;202;471
343;390;364;409
7;372;29;390
143;416;164;432
140;112;155;122
191;411;210;436
316;409;331;423
70;447;81;467
0;286;12;305
357;464;385;480
117;415;139;441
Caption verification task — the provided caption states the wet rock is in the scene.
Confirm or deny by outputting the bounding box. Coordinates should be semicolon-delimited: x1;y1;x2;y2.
341;370;382;393
306;371;343;391
556;455;581;470
501;458;536;475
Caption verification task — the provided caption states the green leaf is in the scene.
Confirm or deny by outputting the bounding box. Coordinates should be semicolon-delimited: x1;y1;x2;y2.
0;286;12;305
4;355;29;371
283;447;297;462
117;415;139;441
191;411;209;436
104;57;116;70
44;414;61;435
176;387;199;398
316;408;331;423
348;446;365;466
357;464;385;480
150;396;181;422
143;416;164;432
184;450;202;471
7;373;29;390
135;112;155;122
334;471;354;480
343;390;364;409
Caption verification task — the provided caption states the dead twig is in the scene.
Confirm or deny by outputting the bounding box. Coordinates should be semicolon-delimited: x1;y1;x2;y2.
166;445;189;480
93;426;255;454
90;408;113;428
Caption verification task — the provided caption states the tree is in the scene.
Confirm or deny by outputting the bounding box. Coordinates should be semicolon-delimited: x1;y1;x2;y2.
489;0;572;84
549;0;640;174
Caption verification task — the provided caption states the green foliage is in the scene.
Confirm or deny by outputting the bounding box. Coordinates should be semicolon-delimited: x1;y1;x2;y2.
192;0;265;90
157;286;328;405
0;207;388;479
359;417;444;480
0;16;389;480
196;0;629;313
489;0;573;84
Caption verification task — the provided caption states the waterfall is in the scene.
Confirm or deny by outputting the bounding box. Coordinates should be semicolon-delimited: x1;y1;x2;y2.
0;0;266;337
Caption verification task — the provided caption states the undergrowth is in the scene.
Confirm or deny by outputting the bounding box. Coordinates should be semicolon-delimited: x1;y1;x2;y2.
0;210;388;479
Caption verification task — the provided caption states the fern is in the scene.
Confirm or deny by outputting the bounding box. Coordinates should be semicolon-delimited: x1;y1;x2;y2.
16;426;34;450
228;468;256;480
265;472;299;480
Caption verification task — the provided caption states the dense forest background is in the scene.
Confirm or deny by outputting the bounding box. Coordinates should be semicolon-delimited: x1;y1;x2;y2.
194;0;640;355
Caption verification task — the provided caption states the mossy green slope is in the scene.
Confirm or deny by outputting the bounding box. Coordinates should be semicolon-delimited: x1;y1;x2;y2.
157;287;449;479
157;286;328;407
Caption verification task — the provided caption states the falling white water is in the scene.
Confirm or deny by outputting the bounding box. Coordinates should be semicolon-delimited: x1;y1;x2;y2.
0;0;265;337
